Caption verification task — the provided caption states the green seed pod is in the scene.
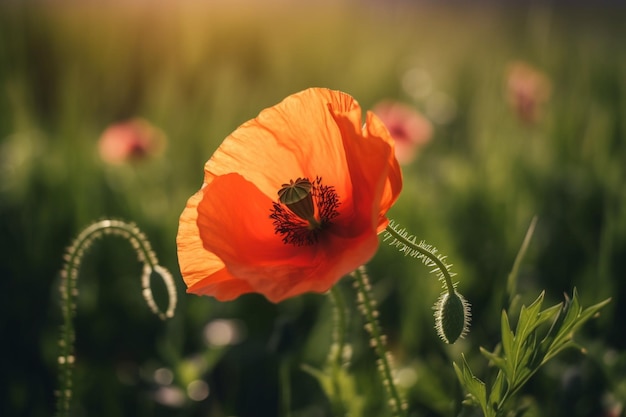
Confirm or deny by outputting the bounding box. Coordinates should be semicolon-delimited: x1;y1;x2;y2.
434;290;471;344
277;178;318;227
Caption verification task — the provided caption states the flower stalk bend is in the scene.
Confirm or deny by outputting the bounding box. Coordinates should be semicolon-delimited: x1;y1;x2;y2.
383;221;455;294
56;220;176;417
383;220;471;343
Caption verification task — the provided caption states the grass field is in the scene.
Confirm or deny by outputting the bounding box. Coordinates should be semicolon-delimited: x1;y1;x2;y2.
1;1;625;416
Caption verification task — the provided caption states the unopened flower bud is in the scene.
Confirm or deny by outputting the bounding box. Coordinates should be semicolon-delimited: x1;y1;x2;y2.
434;290;471;344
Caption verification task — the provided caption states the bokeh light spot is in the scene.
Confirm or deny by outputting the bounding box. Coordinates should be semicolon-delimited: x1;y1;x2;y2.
204;319;246;347
154;367;174;386
187;380;210;401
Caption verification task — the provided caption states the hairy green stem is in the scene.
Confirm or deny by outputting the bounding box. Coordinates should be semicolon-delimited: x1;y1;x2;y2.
384;220;471;343
56;220;176;417
329;286;347;365
384;223;456;294
327;286;349;416
352;266;407;417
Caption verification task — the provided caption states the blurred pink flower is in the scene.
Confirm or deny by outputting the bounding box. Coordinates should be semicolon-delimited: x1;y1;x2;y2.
505;61;552;125
372;100;433;165
98;118;166;164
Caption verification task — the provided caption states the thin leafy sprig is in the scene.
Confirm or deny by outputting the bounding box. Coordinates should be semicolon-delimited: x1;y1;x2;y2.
455;289;610;417
453;217;610;417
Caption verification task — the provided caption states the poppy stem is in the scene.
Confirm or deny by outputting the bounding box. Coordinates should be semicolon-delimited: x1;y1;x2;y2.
279;359;293;417
326;286;350;416
329;286;348;366
352;266;408;417
56;220;176;417
383;221;456;295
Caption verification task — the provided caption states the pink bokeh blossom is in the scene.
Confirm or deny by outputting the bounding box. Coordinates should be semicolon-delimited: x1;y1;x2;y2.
372;100;433;165
98;118;165;165
505;61;552;125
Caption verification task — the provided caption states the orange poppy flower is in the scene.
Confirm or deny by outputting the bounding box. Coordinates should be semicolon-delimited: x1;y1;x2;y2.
177;88;402;303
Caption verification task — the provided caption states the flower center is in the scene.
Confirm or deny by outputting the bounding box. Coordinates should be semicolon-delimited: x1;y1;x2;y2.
270;177;340;246
277;178;321;229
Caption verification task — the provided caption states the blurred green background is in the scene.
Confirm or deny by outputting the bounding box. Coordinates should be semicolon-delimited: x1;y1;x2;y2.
1;1;625;416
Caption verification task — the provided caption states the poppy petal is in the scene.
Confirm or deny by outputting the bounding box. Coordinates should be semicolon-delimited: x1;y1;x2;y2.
203;88;358;200
365;111;403;231
177;190;255;300
329;106;402;234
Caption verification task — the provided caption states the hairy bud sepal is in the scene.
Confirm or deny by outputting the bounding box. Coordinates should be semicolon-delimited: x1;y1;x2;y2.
434;290;471;344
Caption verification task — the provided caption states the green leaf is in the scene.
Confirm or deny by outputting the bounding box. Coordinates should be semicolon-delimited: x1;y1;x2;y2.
500;310;515;378
505;216;538;305
454;355;490;416
301;363;365;417
541;289;611;363
514;291;546;344
471;290;610;417
480;346;508;372
534;303;564;333
487;370;508;414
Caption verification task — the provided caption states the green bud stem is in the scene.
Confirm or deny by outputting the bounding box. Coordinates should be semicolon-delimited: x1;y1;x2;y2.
384;220;471;343
384;224;456;295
